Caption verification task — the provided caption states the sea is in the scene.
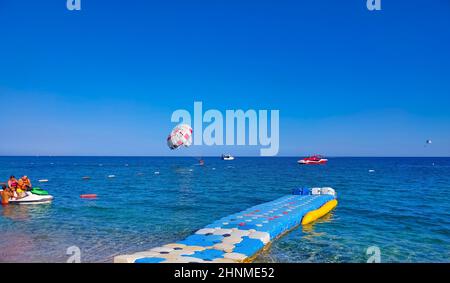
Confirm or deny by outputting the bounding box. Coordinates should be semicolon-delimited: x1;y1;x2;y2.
0;156;449;263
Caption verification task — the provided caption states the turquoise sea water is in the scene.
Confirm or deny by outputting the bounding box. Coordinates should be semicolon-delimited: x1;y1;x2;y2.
0;157;449;263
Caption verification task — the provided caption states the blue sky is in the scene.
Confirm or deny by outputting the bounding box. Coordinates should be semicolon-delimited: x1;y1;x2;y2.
0;0;449;156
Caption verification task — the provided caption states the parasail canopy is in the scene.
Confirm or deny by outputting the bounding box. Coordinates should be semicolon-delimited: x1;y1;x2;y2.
167;124;193;150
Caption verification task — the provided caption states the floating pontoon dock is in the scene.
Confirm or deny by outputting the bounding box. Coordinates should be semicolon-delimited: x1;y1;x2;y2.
114;187;338;263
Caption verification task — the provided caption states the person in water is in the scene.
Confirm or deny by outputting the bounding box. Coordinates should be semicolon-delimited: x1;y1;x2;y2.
1;184;13;205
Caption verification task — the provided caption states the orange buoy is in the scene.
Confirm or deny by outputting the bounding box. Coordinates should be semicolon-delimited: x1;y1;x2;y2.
80;194;97;199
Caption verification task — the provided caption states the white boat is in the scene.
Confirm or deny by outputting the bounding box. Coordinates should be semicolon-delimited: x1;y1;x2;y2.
6;191;53;205
221;154;235;161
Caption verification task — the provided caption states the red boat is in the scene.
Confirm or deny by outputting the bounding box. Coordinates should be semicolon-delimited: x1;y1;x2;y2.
298;155;328;165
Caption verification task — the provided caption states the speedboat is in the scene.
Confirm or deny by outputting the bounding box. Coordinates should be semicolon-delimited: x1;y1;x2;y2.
298;155;328;165
1;190;54;205
221;154;235;161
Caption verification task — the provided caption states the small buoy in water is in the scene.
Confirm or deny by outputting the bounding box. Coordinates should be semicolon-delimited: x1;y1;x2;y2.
125;164;129;167
212;168;216;170
154;171;160;175
38;179;49;183
82;176;91;180
108;175;116;178
369;170;375;173
80;194;97;199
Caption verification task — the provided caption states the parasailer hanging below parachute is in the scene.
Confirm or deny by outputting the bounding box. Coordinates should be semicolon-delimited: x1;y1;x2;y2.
426;139;432;144
167;124;193;150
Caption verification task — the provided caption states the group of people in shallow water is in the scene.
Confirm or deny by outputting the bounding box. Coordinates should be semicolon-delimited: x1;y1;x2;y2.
1;176;32;205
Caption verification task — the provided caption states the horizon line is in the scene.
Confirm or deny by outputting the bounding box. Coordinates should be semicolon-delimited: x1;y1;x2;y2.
0;155;449;158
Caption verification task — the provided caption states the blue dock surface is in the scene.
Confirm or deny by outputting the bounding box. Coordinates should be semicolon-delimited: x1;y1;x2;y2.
114;188;337;263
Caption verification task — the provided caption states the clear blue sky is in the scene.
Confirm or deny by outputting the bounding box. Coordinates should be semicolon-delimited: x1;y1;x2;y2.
0;0;449;156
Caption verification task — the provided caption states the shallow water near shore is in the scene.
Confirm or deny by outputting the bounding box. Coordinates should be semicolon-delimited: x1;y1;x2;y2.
1;156;449;263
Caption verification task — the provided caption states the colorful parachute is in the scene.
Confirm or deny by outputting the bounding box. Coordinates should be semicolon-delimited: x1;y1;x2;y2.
167;124;193;150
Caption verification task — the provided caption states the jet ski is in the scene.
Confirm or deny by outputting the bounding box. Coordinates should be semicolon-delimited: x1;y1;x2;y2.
30;187;49;195
7;191;53;205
